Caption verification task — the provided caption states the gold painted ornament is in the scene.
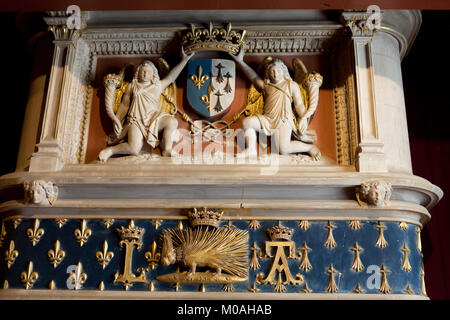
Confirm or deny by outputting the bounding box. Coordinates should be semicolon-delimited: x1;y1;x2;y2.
96;240;114;270
375;221;388;248
48;240;65;268
27;219;45;246
324;221;337;249
350;242;364;272
5;240;19;269
74;219;92;247
379;265;391;294
20;261;38;290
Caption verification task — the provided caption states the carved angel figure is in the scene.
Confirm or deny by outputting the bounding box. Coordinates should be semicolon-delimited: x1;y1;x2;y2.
230;50;323;160
98;50;194;162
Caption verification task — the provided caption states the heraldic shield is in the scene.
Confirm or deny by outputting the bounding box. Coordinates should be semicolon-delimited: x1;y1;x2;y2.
187;59;236;119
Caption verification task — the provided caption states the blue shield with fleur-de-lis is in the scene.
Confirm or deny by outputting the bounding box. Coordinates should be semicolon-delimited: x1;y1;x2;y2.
187;59;235;119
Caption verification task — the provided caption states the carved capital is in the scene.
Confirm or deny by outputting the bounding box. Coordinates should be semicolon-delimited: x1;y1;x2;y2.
44;11;85;42
357;180;392;207
341;10;383;38
23;180;58;205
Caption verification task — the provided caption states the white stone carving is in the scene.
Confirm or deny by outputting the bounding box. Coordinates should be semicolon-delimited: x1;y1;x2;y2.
358;180;392;207
23;180;58;205
98;51;193;162
231;50;322;160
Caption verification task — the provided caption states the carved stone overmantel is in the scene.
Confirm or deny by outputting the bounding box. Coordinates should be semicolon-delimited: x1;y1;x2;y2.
1;10;442;300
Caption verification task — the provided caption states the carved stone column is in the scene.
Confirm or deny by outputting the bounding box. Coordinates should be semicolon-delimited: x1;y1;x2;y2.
341;11;387;172
28;13;81;172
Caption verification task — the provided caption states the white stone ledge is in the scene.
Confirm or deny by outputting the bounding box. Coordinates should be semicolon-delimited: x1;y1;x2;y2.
0;289;428;300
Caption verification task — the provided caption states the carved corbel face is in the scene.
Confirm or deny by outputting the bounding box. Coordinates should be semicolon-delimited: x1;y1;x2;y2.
23;180;58;205
358;181;392;207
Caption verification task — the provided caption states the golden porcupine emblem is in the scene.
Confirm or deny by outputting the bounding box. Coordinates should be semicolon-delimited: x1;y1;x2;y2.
158;226;249;284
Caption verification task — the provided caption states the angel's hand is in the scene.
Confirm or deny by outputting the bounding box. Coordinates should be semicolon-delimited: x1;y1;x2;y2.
230;47;245;62
113;119;123;137
181;46;194;60
298;117;308;135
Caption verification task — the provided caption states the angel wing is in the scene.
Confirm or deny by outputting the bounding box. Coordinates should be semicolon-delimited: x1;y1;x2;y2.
157;57;177;115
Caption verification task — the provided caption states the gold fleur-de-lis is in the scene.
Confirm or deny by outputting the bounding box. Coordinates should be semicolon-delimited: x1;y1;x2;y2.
0;221;6;248
151;219;163;230
375;221;388;248
144;240;160;270
27;219;45;246
102;219;115;229
199;284;206;292
379;264;391;294
349;220;361;230
416;227;422;253
5;240;19;269
48;240;65;268
190;65;209;90
299;220;310;231
3;280;8;289
249;242;261;270
12;218;22;229
248;220;260;230
49;280;55;290
68;262;87;290
326;264;339;293
54;218;67;228
173;282;181;292
353;283;365;294
20;261;38;290
401;243;412;272
324;221;337;249
399;222;408;230
148;281;154;291
177;221;184;230
98;281;105;291
74;219;92;247
420;268;427;296
350;242;364;272
299;242;312;272
96;240;114;269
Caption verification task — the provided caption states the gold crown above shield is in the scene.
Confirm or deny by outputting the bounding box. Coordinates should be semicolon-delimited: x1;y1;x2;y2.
182;23;246;55
188;207;224;228
267;223;293;241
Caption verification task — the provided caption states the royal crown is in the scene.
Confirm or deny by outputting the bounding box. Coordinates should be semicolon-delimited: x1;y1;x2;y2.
267;222;293;241
116;220;145;241
182;23;246;55
188;207;223;228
